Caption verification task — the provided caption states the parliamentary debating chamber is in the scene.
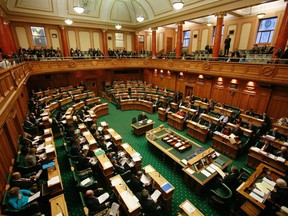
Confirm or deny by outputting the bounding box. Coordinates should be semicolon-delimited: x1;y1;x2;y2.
0;0;288;215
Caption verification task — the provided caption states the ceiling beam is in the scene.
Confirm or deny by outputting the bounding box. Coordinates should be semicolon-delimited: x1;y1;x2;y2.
228;11;244;17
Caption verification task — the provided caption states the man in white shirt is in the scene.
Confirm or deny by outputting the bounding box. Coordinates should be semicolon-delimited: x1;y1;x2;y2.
219;113;229;125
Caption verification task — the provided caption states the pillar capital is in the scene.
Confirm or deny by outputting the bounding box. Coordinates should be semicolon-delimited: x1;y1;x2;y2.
102;29;107;33
151;27;158;31
176;21;184;25
215;12;227;18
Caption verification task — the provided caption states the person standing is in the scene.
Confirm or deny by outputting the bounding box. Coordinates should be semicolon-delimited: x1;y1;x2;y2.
224;35;231;56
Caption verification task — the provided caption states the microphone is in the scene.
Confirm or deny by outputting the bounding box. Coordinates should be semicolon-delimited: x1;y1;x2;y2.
56;202;65;216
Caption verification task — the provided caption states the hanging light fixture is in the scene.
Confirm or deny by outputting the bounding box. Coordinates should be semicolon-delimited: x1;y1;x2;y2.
65;18;73;25
137;15;144;23
74;0;84;14
257;13;265;18
137;6;144;22
173;0;184;10
207;23;212;27
115;1;122;29
115;24;122;30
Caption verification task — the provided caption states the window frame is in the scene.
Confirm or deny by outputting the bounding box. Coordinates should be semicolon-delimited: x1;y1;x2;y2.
182;30;190;47
255;17;277;44
30;26;47;47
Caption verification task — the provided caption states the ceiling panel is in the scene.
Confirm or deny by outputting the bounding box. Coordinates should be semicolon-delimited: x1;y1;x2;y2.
15;0;53;12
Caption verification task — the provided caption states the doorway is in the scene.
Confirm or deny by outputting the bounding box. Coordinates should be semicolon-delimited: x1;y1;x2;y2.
85;79;98;95
185;86;194;97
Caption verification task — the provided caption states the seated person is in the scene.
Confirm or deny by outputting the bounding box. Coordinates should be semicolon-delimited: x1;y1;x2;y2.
8;187;35;210
139;112;148;121
24;148;43;167
11;172;42;192
219;113;229;125
165;105;171;113
270;178;288;207
275;147;288;160
245;108;255;116
231;124;243;139
255;140;276;154
153;98;160;111
176;110;185;117
267;128;281;140
77;148;98;171
137;189;161;216
129;171;146;194
221;166;240;190
85;190;110;213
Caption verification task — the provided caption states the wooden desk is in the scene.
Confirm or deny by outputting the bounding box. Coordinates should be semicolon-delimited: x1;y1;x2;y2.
179;200;204;216
158;107;166;121
183;148;232;195
200;113;220;125
261;135;288;149
237;163;285;215
90;103;109;117
110;175;141;216
106;128;122;148
59;97;73;106
146;127;203;168
121;143;142;171
186;120;209;143
69;89;82;95
273;123;288;136
60;85;73;92
86;97;101;105
212;131;241;158
37;96;52;105
240;114;264;127
213;106;233;117
114;93;129;100
167;113;185;131
179;106;197;116
247;147;288;173
95;149;114;181
120;99;153;114
131;120;155;136
226;122;253;137
73;101;85;111
82;129;98;150
194;100;209;110
143;165;174;210
131;92;145;99
49;194;69;216
170;102;179;111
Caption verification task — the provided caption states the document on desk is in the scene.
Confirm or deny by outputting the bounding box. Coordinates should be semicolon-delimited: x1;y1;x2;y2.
98;192;109;204
161;182;173;192
263;177;276;187
151;189;161;202
185;167;195;175
80;178;91;186
122;143;129;149
111;178;122;187
206;165;216;173
140;174;151;185
182;201;195;214
28;191;41;203
47;176;60;187
110;202;120;216
201;169;211;177
103;161;113;169
249;191;264;203
144;166;155;173
210;164;226;178
120;191;139;210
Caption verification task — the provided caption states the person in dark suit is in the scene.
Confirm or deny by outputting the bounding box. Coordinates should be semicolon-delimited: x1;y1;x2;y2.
85;190;110;213
276;147;288;160
270;178;288;207
137;189;161;216
255;140;276;154
221;166;240;190
232;124;243;139
129;171;145;194
267;128;281;140
139;112;148;121
77;148;96;171
224;35;231;56
261;112;271;133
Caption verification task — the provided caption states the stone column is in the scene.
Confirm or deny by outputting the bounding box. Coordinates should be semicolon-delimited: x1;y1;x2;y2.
273;2;288;58
59;26;70;57
102;29;108;57
176;22;183;58
0;16;11;56
152;27;157;57
134;32;139;54
212;12;226;58
3;21;17;54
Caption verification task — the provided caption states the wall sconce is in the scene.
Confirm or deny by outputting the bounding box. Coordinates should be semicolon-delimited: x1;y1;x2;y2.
154;69;158;77
257;13;265;19
246;81;256;91
179;72;184;80
159;70;164;80
230;79;238;89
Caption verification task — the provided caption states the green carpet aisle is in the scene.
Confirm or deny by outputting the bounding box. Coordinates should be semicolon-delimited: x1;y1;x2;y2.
54;98;250;216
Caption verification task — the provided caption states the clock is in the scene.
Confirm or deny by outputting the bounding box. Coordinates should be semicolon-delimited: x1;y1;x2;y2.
265;20;272;28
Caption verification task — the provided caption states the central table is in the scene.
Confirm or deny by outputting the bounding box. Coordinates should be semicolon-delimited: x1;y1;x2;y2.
131;120;155;136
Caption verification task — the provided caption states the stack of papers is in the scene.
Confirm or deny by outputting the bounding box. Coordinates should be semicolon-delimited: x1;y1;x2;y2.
201;169;211;177
47;176;60;187
182;201;195;214
28;191;41;203
161;183;173;192
80;178;91;186
151;190;161;202
97;192;109;204
109;202;120;216
144;166;155;173
185;167;195;175
111;178;122;187
140;174;151;185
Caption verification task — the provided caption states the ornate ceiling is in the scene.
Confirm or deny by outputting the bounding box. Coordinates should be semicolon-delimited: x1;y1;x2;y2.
0;0;285;31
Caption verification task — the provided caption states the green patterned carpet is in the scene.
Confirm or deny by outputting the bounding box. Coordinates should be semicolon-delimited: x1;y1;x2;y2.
54;99;250;216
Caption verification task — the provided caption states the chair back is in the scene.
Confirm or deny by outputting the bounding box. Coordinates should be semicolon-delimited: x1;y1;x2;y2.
132;117;137;124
